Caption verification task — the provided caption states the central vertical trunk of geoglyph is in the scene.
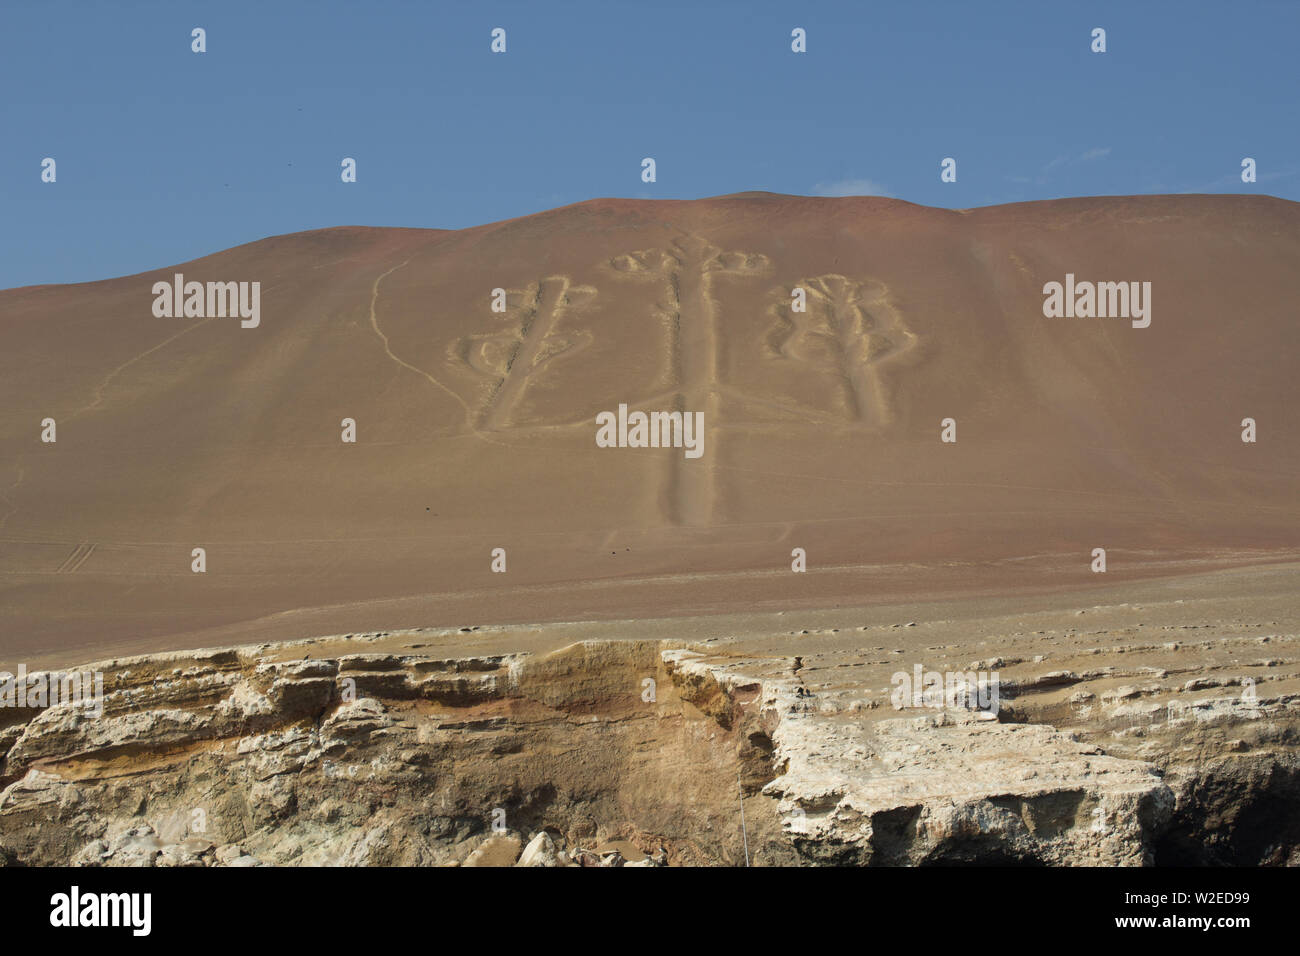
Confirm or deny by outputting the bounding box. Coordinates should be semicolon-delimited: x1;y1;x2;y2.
610;235;770;526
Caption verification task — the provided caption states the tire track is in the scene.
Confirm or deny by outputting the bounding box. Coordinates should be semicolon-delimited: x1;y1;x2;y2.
55;540;93;573
67;542;96;572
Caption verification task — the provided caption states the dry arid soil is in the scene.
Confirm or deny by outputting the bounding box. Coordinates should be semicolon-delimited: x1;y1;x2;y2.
1;193;1297;865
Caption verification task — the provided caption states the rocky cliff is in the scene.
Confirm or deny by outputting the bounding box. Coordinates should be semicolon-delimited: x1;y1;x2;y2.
4;601;1297;866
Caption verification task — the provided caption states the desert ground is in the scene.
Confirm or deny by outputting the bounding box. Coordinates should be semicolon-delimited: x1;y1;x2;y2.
1;193;1297;667
1;194;1297;865
1;560;1297;865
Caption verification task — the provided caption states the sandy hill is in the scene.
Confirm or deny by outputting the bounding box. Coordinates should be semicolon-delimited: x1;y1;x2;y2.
2;193;1298;664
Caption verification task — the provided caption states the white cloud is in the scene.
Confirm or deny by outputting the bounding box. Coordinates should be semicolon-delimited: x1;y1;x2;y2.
813;178;894;198
1006;148;1112;186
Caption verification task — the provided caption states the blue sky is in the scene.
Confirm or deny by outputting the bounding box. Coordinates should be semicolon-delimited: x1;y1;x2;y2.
2;0;1296;289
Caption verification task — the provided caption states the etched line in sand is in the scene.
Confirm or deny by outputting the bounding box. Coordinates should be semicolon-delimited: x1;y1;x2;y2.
78;319;216;416
608;235;770;526
0;462;24;531
451;275;596;430
368;259;465;413
74;278;297;420
366;257;533;452
67;542;96;572
55;540;95;573
768;274;919;427
366;261;524;450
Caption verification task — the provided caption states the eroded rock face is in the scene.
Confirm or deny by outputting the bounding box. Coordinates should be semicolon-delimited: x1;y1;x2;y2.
1;629;1296;866
664;649;1175;866
988;632;1300;866
747;622;1300;867
0;638;791;866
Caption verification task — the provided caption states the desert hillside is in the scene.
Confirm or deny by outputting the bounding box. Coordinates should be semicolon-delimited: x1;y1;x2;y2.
2;193;1298;664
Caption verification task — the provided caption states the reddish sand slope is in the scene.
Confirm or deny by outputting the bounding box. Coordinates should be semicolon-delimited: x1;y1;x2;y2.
1;193;1298;663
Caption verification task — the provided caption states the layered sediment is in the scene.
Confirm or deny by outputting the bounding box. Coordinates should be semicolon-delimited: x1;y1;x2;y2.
3;605;1297;866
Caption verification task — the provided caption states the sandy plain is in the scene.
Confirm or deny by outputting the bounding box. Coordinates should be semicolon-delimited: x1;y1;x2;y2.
1;193;1297;669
